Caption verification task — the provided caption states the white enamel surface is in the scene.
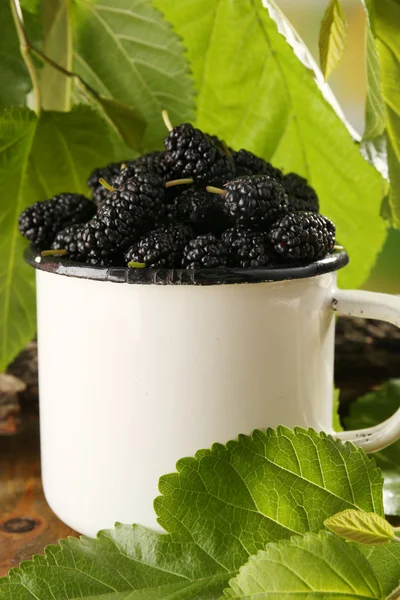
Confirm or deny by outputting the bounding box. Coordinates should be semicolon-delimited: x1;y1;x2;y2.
37;270;336;537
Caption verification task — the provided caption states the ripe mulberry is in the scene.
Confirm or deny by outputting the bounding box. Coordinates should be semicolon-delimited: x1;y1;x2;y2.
125;222;192;268
75;218;127;264
220;175;288;229
167;188;231;234
18;193;96;247
51;224;84;260
232;149;283;181
87;162;127;206
164;123;235;185
182;234;228;269
114;151;169;188
282;173;319;212
98;173;165;241
222;226;269;267
268;211;335;261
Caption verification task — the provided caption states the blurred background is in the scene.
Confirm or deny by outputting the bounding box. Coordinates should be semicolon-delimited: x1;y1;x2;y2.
280;0;400;294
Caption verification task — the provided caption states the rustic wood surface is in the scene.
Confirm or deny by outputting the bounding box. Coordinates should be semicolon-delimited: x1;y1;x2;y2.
0;417;78;576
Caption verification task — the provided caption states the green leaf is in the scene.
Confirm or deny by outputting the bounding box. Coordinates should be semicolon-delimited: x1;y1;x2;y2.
344;380;400;516
0;108;39;373
362;0;400;225
91;95;146;151
72;0;196;150
364;27;386;141
0;3;32;109
21;0;40;12
225;531;383;600
155;0;386;289
325;509;395;545
319;0;348;81
360;544;400;595
0;428;384;598
39;0;73;111
0;105;117;371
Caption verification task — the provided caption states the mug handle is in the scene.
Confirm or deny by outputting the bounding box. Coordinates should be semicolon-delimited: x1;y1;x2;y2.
331;289;400;453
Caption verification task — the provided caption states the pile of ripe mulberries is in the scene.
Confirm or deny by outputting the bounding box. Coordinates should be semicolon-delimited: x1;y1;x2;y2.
18;117;336;269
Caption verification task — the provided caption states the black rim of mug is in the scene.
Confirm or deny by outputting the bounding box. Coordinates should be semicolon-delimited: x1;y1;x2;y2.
25;245;349;286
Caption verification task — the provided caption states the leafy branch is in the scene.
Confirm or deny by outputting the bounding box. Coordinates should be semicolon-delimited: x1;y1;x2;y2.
10;0;102;106
10;0;41;113
9;0;146;151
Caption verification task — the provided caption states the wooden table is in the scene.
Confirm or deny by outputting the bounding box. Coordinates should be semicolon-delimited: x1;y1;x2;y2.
0;418;77;576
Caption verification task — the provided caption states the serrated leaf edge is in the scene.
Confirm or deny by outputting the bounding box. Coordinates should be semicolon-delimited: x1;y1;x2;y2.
222;530;381;599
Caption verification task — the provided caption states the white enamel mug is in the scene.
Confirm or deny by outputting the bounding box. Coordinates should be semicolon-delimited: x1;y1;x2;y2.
26;248;400;537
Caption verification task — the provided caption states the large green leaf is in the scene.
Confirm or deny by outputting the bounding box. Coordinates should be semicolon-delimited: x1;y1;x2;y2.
0;428;384;599
39;0;73;111
29;106;116;197
360;544;400;595
0;105;117;371
89;95;147;150
319;0;348;81
0;3;32;109
345;380;400;517
362;0;400;225
155;0;386;288
0;108;39;373
225;532;383;600
72;0;196;151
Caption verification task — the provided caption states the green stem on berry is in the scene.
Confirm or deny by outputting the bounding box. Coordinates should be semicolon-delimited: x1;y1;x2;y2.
128;261;146;269
10;0;41;114
162;110;174;132
334;244;344;251
120;163;127;170
206;186;227;196
165;178;194;188
99;178;116;193
41;249;68;257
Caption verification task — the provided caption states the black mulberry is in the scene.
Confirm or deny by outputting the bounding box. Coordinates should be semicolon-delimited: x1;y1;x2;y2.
222;227;269;267
114;151;169;188
125;222;192;268
268;211;335;261
87;162;127;206
51;224;84;260
232;149;283;181
164;123;235;185
18;193;96;247
182;234;228;269
282;173;319;212
220;175;289;229
167;188;232;234
98;173;165;241
75;218;127;264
